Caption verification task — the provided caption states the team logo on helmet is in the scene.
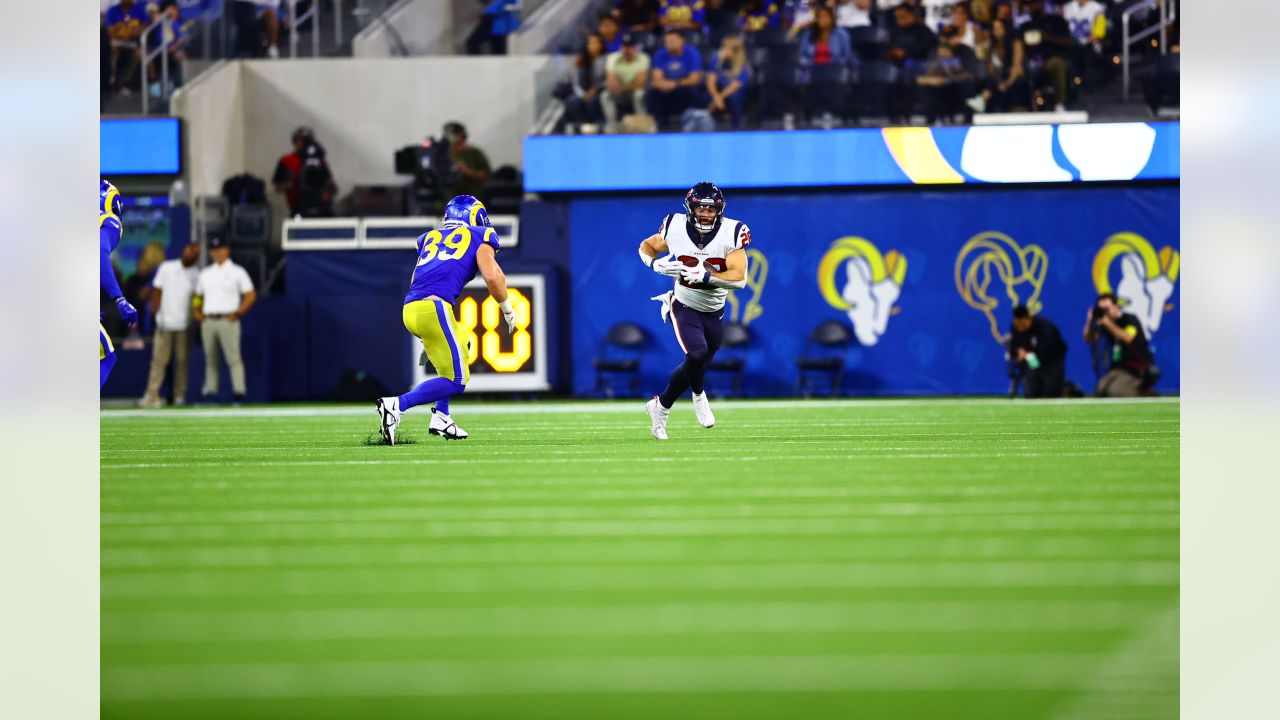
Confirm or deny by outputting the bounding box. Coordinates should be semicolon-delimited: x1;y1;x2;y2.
100;179;123;219
443;195;491;227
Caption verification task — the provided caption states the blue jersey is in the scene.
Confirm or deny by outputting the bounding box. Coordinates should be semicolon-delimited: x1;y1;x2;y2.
404;222;501;305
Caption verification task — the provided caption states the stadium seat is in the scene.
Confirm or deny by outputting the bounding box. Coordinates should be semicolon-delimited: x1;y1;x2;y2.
749;25;789;49
851;60;897;124
228;203;271;289
592;322;647;398
848;26;889;62
1143;53;1179;115
706;321;751;397
795;320;853;397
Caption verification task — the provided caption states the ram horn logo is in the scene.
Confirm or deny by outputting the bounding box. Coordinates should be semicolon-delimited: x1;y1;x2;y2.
1092;232;1179;337
955;231;1049;343
817;237;907;346
725;249;769;326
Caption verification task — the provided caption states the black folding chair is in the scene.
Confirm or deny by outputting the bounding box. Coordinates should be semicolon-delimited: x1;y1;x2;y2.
795;320;854;397
592;322;647;398
706;322;751;398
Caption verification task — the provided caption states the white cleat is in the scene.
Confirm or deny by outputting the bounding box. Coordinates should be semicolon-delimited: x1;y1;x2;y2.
376;396;402;445
429;408;469;440
645;396;670;440
692;392;716;428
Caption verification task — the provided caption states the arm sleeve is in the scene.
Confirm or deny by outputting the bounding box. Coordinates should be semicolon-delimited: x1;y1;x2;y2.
100;224;125;299
152;264;167;290
237;267;255;293
735;222;752;249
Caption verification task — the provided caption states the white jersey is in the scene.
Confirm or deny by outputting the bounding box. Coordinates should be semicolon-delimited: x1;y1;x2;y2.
660;212;752;313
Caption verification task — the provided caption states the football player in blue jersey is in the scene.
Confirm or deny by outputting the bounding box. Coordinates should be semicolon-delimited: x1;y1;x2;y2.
100;180;139;388
375;195;518;444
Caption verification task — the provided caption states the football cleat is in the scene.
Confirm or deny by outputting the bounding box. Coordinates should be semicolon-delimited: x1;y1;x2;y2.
429;408;469;440
375;396;402;445
692;392;716;428
645;396;670;440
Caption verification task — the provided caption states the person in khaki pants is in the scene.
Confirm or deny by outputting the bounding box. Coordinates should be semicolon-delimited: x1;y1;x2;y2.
139;242;201;407
194;237;256;403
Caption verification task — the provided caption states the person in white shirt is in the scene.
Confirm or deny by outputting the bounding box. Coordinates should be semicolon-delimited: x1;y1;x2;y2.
139;242;200;407
1062;0;1106;49
835;0;874;29
194;237;257;402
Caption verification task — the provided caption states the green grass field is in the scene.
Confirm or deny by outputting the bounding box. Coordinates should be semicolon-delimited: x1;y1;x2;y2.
101;398;1179;720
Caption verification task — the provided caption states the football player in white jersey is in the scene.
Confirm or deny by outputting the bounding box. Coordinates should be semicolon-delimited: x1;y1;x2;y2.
637;182;751;440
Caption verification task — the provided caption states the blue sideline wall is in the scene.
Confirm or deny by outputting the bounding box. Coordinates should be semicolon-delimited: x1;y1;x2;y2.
566;185;1180;397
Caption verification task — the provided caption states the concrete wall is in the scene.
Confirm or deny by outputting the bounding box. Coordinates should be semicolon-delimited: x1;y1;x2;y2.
170;61;246;200
176;56;553;199
352;0;482;57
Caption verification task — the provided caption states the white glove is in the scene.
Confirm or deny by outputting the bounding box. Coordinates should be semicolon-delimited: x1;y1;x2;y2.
652;255;686;278
650;291;674;324
499;299;517;334
681;264;711;285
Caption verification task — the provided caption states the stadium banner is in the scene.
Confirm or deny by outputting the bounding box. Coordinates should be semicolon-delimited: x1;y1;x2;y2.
525;122;1178;192
569;186;1179;397
101;117;183;176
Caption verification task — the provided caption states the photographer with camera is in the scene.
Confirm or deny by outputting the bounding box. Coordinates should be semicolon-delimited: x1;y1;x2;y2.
272;126;337;218
442;122;491;203
1008;305;1068;398
1083;292;1155;397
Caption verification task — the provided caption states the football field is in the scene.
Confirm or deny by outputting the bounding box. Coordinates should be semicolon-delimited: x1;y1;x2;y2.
101;398;1179;719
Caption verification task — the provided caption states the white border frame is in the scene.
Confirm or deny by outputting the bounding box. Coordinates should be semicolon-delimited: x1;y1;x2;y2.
281;217;361;251
283;215;521;251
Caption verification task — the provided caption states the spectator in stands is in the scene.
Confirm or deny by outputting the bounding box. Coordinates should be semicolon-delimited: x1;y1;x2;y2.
139;242;200;408
1084;292;1154;398
145;1;189;94
231;0;282;58
659;0;706;32
443;122;492;201
565;34;609;133
970;0;992;23
800;7;854;66
105;0;149;97
787;0;820;38
195;236;257;404
917;26;977;123
966;15;1028;112
603;34;652;133
704;0;742;46
945;2;978;48
888;3;936;121
1007;304;1068;399
706;34;750;128
740;0;782;33
616;0;660;33
599;14;625;53
123;242;167;332
649;27;705;130
835;0;875;29
273;127;337;218
799;6;853;127
466;0;520;55
1062;0;1106;83
922;0;965;32
1016;0;1072;111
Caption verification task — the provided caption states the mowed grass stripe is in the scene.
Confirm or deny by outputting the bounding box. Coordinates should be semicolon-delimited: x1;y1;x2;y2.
100;399;1178;719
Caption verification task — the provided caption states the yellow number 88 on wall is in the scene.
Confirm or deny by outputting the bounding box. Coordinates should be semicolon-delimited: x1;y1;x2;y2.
456;288;532;372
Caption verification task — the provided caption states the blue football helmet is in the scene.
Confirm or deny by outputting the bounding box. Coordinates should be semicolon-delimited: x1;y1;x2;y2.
100;179;123;218
443;195;491;228
684;181;725;236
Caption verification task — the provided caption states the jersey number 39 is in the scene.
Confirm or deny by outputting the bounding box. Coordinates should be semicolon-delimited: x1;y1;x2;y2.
417;227;472;266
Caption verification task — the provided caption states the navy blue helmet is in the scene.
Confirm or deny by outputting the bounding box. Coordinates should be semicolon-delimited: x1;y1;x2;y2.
684;181;725;236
